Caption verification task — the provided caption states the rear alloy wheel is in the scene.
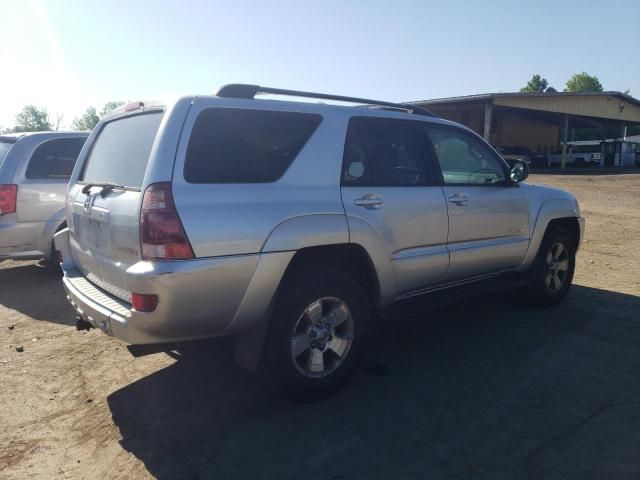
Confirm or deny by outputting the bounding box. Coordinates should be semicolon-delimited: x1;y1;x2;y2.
527;227;576;306
291;297;355;378
266;267;369;401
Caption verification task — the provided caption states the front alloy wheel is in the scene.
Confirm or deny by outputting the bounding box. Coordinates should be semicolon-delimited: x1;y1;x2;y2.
527;227;576;306
544;242;570;293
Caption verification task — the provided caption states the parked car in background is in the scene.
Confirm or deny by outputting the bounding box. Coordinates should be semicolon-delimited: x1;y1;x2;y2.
0;131;88;264
55;85;583;400
548;145;602;167
497;146;548;168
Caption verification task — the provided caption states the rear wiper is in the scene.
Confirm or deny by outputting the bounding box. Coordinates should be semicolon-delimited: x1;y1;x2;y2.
81;182;127;197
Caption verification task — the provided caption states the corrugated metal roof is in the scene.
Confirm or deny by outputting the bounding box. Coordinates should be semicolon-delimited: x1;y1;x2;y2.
408;91;640;107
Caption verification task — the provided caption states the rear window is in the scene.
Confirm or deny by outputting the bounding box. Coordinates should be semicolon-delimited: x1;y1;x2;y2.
184;108;322;183
81;112;163;188
26;137;86;179
0;141;14;165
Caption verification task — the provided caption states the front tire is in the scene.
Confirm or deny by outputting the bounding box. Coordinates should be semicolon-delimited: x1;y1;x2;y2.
265;267;369;401
527;227;576;306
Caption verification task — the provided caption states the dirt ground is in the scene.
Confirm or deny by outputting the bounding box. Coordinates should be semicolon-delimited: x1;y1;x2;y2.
1;173;639;480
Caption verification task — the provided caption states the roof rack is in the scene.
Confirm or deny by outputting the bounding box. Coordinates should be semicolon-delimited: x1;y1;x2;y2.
216;84;436;117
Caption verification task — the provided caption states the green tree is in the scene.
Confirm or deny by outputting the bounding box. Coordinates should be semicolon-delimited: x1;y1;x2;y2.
13;105;52;132
520;74;554;93
565;72;603;92
100;101;125;117
72;101;125;131
72;107;100;131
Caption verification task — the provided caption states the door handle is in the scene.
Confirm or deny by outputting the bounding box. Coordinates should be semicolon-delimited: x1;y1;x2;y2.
447;193;469;206
354;194;384;209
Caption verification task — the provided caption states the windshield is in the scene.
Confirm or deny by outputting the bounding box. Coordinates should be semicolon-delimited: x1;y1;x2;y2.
80;112;163;188
0;140;15;165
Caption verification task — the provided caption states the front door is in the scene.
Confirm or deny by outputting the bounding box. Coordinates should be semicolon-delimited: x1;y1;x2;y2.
423;124;530;281
341;116;449;297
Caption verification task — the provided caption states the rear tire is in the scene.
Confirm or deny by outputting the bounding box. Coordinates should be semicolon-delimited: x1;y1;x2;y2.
526;227;576;306
265;267;369;401
43;241;61;274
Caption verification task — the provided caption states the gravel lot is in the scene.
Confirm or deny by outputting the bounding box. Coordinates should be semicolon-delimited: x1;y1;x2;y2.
1;172;639;480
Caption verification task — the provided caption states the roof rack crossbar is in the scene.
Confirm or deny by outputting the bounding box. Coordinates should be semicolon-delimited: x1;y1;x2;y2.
216;84;436;117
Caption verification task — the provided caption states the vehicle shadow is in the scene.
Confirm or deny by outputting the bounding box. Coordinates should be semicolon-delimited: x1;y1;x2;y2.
0;261;74;326
108;284;640;480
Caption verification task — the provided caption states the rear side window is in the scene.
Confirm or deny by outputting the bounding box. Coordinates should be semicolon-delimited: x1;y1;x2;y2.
25;138;86;179
342;117;428;186
81;112;163;188
184;108;322;183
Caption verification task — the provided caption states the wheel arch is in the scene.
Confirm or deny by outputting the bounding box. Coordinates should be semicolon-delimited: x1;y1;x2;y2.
518;198;582;271
233;242;386;371
37;208;67;259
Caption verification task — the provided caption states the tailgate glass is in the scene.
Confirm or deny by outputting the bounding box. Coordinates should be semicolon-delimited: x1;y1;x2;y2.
81;112;163;188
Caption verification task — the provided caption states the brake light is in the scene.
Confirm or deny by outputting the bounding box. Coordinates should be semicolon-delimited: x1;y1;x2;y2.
0;184;17;216
131;293;158;312
140;182;194;260
124;101;144;112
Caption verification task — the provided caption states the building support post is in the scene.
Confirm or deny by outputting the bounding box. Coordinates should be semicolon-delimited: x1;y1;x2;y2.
561;114;569;169
619;123;627;166
600;123;606;167
483;103;492;142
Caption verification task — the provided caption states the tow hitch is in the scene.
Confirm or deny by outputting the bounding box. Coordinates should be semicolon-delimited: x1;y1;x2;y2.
75;316;93;331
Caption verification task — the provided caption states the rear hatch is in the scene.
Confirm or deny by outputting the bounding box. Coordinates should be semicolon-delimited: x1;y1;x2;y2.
68;111;164;302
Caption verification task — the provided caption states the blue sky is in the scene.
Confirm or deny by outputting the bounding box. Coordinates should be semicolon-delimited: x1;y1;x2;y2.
1;0;639;129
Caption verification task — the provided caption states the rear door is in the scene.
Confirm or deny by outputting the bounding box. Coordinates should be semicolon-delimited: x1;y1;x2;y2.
423;124;530;281
341;116;449;297
68;111;164;301
16;137;86;223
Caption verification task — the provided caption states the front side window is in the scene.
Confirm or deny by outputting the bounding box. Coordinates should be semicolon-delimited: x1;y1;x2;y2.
342;117;427;186
425;126;506;185
26;137;86;179
184;108;322;183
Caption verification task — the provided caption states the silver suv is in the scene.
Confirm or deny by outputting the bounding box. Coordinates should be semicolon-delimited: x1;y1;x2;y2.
55;85;584;399
1;131;88;263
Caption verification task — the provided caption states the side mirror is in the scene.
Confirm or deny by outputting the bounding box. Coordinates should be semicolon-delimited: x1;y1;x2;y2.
507;159;529;183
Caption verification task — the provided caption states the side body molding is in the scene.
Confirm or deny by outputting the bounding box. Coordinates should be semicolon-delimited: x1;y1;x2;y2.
517;198;580;271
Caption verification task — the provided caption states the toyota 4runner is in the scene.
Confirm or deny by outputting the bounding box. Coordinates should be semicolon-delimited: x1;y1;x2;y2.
54;85;584;399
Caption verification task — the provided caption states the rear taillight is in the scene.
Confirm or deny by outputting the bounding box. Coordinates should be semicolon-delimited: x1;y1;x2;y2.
140;182;194;260
0;184;17;216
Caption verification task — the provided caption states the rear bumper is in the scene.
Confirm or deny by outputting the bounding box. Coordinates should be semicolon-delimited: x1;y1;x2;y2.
61;255;258;344
56;229;294;345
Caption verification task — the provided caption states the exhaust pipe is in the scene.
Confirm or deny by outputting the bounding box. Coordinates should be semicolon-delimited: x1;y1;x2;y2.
75;316;93;331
